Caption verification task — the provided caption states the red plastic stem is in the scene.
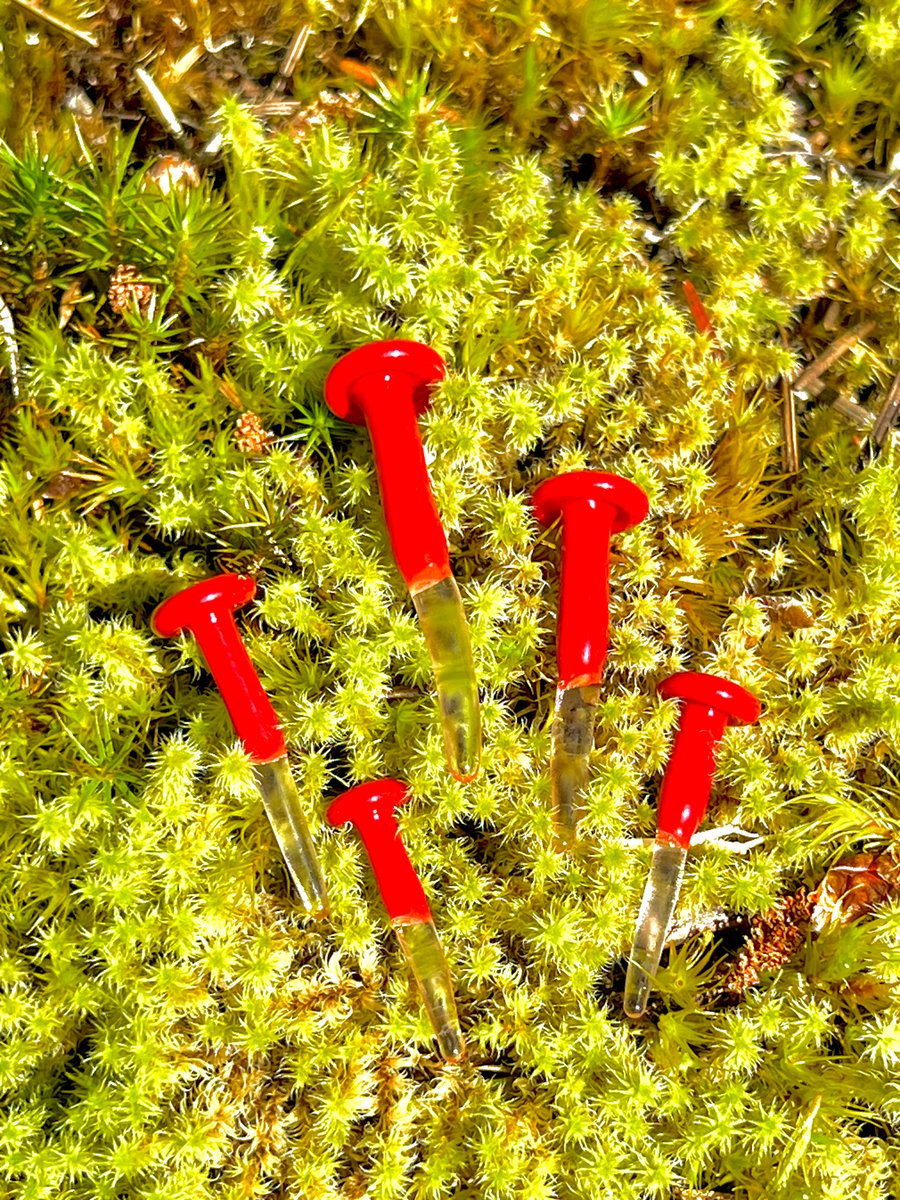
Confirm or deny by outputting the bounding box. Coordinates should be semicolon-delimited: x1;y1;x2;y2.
364;377;451;591
655;672;761;848
533;472;649;690
326;780;432;922
151;574;286;763
324;341;451;594
554;500;614;689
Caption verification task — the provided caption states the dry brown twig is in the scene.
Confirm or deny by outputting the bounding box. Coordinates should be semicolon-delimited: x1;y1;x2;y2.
792;320;876;392
9;0;97;47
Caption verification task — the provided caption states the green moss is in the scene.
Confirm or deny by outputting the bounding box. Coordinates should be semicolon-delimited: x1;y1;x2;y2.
1;2;900;1198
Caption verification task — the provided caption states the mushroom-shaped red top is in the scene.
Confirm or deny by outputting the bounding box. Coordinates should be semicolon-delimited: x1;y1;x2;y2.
151;573;257;638
323;341;450;592
532;470;650;689
532;470;649;534
655;671;761;848
326;780;432;923
658;671;761;726
151;573;286;764
324;340;446;425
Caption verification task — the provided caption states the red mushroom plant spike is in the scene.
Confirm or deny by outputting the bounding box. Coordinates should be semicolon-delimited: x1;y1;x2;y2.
152;575;329;917
623;672;761;1018
327;780;465;1062
532;472;649;849
324;341;481;783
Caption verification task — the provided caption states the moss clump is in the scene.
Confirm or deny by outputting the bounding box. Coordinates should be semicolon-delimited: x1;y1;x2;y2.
1;4;900;1199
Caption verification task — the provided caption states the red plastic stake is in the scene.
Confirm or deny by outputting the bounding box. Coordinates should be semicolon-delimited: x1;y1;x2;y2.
624;672;761;1017
152;575;285;762
325;341;481;783
152;574;328;916
532;471;649;847
327;780;464;1062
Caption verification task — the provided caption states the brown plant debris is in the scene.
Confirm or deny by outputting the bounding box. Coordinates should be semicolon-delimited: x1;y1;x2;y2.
810;848;900;932
108;264;152;316
720;887;816;997
791;320;876;392
145;153;201;194
235;412;273;455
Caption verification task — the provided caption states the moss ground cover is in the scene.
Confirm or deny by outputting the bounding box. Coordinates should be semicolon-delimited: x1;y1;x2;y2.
1;2;900;1197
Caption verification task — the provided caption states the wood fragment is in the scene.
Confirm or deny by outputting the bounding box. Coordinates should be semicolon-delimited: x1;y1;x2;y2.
781;375;799;475
822;299;842;331
280;25;311;77
792;320;876;392
0;294;20;399
134;67;185;137
170;46;205;79
869;367;900;450
9;0;98;47
831;394;876;429
58;280;85;330
251;100;305;118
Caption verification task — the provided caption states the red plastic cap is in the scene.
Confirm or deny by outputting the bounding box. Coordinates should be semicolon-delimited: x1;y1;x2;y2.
326;780;432;923
532;471;649;689
532;471;649;534
658;672;761;726
655;671;760;847
151;574;257;638
152;573;286;764
322;341;451;591
324;340;446;425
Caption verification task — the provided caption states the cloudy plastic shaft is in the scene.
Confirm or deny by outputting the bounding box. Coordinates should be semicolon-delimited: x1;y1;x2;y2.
412;576;481;783
394;918;465;1062
550;683;600;849
623;838;688;1018
255;757;329;917
532;473;650;847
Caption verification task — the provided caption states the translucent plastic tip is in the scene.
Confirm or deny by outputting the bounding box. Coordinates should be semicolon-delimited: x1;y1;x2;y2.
550;683;600;850
412;577;481;783
623;838;688;1018
394;918;465;1062
254;757;329;917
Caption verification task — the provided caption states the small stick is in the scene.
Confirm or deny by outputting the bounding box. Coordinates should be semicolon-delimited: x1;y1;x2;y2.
134;67;185;137
870;367;900;449
781;375;799;475
280;25;311;78
822;299;842;331
9;0;98;47
792;320;876;392
0;294;20;400
831;394;876;429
